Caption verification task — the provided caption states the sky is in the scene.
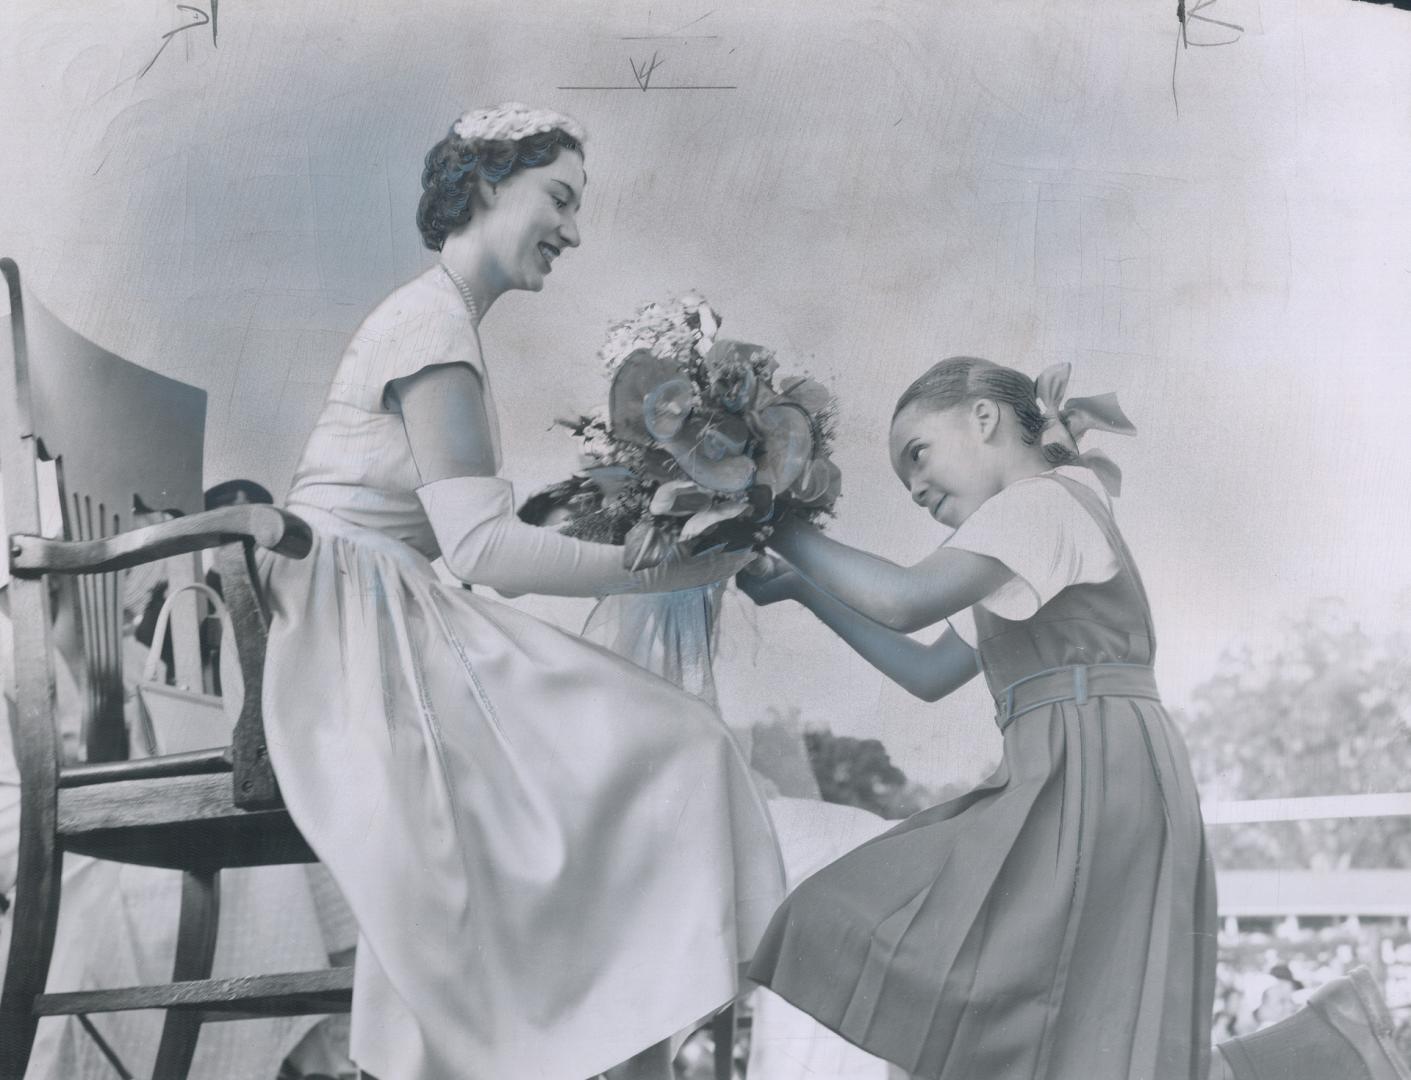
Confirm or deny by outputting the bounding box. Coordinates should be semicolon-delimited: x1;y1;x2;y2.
1;0;1408;788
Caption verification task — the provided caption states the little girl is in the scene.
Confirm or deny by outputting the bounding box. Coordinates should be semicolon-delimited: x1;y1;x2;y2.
740;356;1219;1079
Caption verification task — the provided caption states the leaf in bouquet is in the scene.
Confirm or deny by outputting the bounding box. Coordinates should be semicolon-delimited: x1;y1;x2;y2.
720;368;757;413
671;448;756;493
778;375;833;415
822;459;844;505
746;483;776;521
665;414;757;493
649;479;715;517
703;339;753;369
643;378;695;441
753;402;815;494
697;342;759;414
680;499;750;542
640;447;680;482
609;349;687;446
791;457;843;507
704;340;769;387
579;464;636;502
698;414;751;461
623;519;673;571
750;386;782;411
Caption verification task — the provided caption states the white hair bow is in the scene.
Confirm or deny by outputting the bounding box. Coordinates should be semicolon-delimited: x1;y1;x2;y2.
1035;362;1136;496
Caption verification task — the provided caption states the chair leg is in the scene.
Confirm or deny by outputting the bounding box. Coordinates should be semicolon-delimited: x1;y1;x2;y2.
0;814;64;1078
151;868;220;1080
712;1004;736;1080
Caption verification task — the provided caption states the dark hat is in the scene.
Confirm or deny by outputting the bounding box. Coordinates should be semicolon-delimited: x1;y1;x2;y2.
204;479;274;510
1269;964;1305;990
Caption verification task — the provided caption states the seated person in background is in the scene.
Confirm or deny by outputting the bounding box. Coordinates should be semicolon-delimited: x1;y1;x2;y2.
127;503;185;687
204;479;274;511
1253;965;1303;1031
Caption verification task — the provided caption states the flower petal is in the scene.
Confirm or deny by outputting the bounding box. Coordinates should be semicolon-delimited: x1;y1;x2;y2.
643;378;695;441
699;414;751;460
680;500;750;541
792;457;842;507
609;349;687;446
623;520;673;571
665;414;758;493
753;403;815;494
778;375;832;414
649;479;715;516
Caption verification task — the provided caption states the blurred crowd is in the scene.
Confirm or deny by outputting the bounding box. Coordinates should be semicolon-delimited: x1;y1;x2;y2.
1212;920;1411;1061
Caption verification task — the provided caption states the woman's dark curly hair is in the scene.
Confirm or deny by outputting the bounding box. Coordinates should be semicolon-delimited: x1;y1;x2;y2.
893;356;1077;467
416;127;584;251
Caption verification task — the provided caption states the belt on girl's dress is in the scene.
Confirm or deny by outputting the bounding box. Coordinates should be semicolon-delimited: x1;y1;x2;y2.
995;663;1162;731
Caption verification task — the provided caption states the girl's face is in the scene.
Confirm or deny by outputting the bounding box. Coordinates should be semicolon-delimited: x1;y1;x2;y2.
479;150;584;293
889;400;1004;528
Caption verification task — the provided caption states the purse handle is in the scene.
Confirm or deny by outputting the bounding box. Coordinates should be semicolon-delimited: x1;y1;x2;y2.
141;581;238;691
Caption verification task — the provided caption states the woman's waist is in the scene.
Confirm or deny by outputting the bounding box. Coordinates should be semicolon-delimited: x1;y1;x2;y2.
994;663;1162;730
282;500;441;564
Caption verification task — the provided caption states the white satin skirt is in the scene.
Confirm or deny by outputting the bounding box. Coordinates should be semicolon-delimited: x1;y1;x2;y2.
260;507;786;1080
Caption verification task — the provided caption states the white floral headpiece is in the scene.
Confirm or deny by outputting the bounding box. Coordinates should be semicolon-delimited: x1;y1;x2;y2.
452;102;586;146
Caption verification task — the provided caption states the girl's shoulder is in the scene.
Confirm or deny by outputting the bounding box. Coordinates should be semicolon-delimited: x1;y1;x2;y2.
962;466;1111;538
1008;465;1110;508
945;466;1122;634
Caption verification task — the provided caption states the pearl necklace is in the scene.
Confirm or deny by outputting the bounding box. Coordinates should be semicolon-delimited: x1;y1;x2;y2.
440;263;481;325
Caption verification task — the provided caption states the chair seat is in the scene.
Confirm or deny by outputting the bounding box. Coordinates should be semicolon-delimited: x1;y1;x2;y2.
36;967;353;1021
59;771;317;869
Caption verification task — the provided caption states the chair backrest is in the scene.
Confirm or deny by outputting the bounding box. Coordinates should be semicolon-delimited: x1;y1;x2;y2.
0;260;207;762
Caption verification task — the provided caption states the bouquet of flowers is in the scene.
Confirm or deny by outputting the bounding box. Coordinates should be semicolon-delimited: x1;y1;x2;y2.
545;295;842;570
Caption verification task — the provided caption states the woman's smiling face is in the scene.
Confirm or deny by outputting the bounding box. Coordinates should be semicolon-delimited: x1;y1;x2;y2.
479;150;584;293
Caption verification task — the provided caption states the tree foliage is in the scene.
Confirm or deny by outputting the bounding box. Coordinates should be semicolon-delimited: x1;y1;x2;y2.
1179;598;1411;870
803;728;933;820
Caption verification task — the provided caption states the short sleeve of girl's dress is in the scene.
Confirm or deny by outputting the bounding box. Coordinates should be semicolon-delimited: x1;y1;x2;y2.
943;469;1120;646
333;274;487;414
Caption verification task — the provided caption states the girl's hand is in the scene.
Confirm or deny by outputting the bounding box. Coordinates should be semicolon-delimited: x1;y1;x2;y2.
762;514;816;559
735;554;804;607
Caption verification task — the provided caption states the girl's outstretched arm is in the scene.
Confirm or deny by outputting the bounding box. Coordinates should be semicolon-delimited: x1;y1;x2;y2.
766;518;1013;634
739;560;982;702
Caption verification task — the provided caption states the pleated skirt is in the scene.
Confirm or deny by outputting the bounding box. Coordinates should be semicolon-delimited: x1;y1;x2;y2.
748;693;1218;1080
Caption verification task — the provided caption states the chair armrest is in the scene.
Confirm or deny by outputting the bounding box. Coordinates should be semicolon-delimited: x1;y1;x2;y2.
9;505;312;577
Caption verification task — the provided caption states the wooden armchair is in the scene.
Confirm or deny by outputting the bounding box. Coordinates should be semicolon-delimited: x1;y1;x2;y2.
0;259;351;1080
0;258;746;1080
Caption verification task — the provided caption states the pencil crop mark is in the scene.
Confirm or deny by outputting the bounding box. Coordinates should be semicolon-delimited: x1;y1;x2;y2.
559;12;737;91
631;51;666;91
1171;0;1244;116
620;11;720;39
139;2;219;81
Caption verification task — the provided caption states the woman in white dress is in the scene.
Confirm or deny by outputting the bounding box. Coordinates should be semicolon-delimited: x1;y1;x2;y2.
258;103;785;1080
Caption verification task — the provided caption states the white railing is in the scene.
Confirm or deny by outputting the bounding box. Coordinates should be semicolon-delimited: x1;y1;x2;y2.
1204;793;1411;826
1204;793;1411;919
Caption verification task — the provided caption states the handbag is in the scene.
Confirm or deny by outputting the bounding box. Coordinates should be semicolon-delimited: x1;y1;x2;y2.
130;581;243;757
